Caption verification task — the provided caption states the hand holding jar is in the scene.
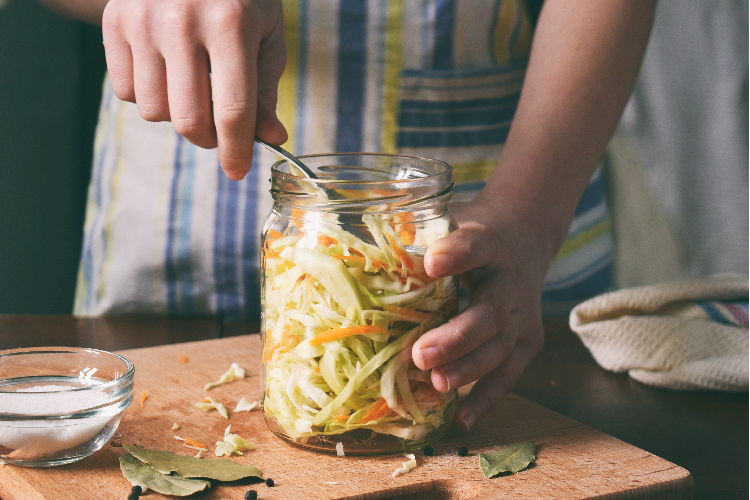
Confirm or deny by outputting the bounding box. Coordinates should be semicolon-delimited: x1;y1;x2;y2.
413;199;547;434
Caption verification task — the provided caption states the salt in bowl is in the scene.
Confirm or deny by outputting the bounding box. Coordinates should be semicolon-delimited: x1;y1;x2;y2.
0;346;134;466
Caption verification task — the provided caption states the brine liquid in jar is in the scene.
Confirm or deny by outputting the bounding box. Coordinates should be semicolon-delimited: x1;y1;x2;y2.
260;153;458;455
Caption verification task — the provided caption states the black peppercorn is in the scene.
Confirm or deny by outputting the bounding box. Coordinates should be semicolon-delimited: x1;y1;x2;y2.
130;485;142;496
423;446;434;456
458;446;468;457
265;477;275;487
244;490;258;500
127;494;139;500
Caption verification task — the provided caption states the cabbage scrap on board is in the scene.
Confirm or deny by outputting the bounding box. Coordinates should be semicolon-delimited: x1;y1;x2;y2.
261;211;457;442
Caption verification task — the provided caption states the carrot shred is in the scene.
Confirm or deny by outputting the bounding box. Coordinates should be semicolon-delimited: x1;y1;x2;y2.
262;342;281;364
264;229;285;251
391;213;416;245
330;253;363;262
291;208;306;233
309;325;392;346
332;414;351;421
184;437;207;449
386;305;435;322
330;253;387;269
262;328;283;364
386;233;414;271
360;397;391;423
316;234;337;247
399;229;415;246
399;273;431;284
282;326;299;350
267;229;284;241
391;211;415;227
140;391;147;408
178;355;189;363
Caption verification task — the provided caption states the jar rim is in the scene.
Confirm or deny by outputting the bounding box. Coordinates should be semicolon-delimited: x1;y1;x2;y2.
271;152;452;173
270;153;454;213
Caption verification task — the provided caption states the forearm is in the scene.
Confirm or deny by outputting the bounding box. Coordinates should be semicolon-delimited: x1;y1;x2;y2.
39;0;108;25
479;0;656;262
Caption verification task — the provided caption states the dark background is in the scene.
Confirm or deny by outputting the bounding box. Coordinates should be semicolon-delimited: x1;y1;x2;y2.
0;0;106;313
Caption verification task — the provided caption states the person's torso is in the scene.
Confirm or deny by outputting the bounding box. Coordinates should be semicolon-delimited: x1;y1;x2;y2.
75;0;614;319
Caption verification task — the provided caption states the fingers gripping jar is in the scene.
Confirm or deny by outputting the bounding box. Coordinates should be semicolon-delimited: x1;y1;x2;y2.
260;154;458;455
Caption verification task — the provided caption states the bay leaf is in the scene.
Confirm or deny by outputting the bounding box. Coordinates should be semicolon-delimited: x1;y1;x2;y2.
479;440;536;478
120;453;211;496
124;444;262;481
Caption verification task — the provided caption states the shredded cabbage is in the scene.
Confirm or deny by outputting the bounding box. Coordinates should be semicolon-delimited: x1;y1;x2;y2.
204;362;246;390
392;453;417;477
194;397;229;419
262;212;457;443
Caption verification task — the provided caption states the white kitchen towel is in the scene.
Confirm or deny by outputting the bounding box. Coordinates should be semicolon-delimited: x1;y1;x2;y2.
569;274;748;391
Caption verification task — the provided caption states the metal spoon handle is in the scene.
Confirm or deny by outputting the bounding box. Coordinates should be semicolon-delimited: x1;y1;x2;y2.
255;137;318;179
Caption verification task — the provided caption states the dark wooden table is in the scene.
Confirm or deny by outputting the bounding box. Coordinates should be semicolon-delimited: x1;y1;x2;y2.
1;315;747;499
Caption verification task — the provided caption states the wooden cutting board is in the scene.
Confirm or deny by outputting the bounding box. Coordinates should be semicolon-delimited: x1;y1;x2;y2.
0;335;692;500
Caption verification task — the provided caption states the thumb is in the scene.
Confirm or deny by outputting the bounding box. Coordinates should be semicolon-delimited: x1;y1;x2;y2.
424;223;499;278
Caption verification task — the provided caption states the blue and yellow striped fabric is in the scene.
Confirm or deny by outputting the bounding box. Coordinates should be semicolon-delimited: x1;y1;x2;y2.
75;0;613;319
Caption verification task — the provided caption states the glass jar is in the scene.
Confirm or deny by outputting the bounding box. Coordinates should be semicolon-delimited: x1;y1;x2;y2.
260;153;458;455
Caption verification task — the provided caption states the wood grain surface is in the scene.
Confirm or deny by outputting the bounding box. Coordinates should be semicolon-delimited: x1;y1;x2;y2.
0;335;693;500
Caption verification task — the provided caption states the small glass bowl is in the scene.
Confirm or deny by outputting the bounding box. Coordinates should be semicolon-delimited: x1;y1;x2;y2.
0;347;134;467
